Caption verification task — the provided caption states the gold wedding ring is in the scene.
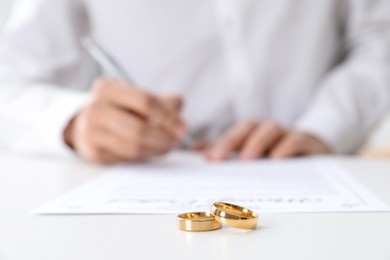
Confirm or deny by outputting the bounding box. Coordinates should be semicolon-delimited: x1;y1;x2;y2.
210;202;258;230
177;212;222;232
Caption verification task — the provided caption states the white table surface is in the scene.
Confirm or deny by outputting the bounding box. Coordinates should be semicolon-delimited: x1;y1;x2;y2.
0;152;389;260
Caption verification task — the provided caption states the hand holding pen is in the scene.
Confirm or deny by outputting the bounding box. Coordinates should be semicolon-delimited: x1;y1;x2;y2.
63;38;191;163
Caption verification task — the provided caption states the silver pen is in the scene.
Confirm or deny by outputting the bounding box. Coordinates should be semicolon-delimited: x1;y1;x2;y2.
82;37;195;148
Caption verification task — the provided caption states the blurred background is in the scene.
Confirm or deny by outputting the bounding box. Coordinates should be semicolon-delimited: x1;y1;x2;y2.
0;0;12;32
0;0;389;155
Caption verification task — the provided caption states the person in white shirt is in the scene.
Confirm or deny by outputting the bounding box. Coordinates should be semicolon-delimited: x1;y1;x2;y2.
0;0;389;163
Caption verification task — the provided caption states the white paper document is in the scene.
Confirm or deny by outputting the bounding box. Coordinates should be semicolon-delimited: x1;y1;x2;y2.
34;153;389;214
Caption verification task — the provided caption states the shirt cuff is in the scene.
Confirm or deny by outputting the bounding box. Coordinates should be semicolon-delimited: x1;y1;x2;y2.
294;107;363;154
38;90;90;157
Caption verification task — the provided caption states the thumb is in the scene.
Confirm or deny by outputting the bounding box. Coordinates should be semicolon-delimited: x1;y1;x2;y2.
158;95;183;112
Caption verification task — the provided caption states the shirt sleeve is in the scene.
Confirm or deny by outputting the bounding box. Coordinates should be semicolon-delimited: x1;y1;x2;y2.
295;0;390;154
0;0;93;156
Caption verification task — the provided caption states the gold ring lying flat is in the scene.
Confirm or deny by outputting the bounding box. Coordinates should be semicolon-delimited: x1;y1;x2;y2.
177;212;222;232
210;202;258;230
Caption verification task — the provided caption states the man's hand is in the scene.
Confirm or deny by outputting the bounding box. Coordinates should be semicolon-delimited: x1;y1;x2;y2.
204;121;331;161
64;78;186;164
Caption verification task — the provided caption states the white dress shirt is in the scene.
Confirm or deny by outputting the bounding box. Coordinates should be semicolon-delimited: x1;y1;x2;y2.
0;0;389;156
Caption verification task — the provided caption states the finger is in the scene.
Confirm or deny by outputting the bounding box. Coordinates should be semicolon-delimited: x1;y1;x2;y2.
76;141;125;164
240;122;285;160
93;102;177;154
191;141;211;152
97;150;126;164
270;132;331;160
270;133;308;159
140;125;180;156
207;121;257;161
158;95;183;112
91;128;147;161
93;78;186;138
92;136;167;164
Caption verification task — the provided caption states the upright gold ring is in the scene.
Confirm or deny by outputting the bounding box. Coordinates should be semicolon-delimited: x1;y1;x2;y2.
210;202;258;230
177;212;222;232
